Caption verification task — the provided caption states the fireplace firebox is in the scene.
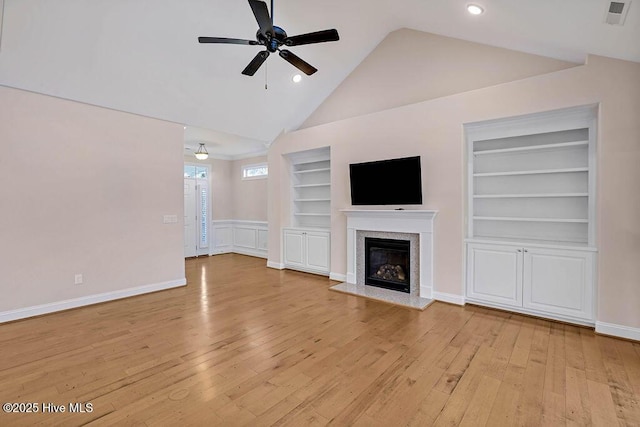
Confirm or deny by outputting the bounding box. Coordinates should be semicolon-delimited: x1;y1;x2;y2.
364;237;410;293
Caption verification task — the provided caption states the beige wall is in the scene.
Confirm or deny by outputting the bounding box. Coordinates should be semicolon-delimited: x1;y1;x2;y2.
302;30;577;128
231;156;268;221
184;155;267;222
268;54;640;329
0;85;185;313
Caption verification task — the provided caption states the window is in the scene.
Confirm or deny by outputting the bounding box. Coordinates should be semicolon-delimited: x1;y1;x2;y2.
184;165;208;179
242;163;268;180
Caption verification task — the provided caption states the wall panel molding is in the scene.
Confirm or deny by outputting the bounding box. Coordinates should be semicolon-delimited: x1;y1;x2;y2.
212;220;268;258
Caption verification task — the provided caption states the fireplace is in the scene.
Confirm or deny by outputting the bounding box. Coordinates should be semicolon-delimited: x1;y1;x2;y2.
365;237;410;293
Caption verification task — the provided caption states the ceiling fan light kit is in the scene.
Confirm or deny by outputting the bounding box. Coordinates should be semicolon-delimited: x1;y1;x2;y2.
198;0;340;76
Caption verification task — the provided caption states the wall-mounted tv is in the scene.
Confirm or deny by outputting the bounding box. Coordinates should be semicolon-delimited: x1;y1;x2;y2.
349;156;423;205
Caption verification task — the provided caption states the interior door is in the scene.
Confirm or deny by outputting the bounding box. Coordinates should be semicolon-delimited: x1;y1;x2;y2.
184;179;197;257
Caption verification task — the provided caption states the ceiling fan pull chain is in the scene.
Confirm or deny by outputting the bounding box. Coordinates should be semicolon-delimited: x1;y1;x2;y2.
265;61;268;90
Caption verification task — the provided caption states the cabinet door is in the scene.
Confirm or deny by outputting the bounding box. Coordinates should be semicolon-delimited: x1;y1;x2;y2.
523;248;593;321
283;230;305;268
305;231;330;272
466;243;523;306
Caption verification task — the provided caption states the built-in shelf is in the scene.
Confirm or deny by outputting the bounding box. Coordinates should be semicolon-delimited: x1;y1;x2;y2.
473;216;588;223
293;168;330;174
465;106;597;325
289;148;331;229
474;167;588;177
474;193;588;199
293;183;331;188
473;140;588;156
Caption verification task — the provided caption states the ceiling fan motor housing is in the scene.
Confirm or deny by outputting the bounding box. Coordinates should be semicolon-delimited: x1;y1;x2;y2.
257;26;287;52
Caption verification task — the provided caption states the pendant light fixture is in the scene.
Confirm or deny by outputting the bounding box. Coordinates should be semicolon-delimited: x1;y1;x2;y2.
195;143;209;160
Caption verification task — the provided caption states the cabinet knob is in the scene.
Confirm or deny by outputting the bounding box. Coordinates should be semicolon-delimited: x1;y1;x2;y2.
517;249;522;252
524;249;528;253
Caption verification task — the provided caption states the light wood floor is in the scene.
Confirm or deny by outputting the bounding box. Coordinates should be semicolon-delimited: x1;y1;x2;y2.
1;254;639;426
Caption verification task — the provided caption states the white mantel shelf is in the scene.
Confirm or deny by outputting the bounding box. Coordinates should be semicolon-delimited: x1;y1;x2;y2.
341;209;438;218
341;209;438;300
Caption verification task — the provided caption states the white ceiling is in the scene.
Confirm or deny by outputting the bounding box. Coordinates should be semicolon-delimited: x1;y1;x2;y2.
1;0;638;157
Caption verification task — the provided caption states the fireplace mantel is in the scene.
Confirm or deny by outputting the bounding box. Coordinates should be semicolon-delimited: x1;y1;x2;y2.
341;209;437;298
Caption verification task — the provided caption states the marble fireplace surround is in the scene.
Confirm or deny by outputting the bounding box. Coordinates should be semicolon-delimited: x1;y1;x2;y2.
342;209;438;299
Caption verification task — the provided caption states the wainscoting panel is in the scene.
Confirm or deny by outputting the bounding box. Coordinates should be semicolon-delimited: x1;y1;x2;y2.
212;221;233;255
211;220;268;259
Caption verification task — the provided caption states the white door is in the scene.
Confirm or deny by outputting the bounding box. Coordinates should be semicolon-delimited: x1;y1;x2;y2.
523;248;593;321
184;179;197;257
283;230;305;268
306;231;330;272
466;243;523;307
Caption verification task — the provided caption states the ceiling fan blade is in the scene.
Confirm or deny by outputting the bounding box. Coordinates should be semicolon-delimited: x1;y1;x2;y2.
198;37;260;45
242;50;270;76
279;49;317;75
248;0;274;38
284;29;340;47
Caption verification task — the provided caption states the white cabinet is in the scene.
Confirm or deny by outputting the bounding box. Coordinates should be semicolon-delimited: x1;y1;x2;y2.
466;243;523;306
283;230;305;268
466;242;595;324
523;247;593;320
283;228;330;276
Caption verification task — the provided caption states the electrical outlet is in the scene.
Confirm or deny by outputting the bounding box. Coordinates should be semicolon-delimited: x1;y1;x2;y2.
74;274;83;285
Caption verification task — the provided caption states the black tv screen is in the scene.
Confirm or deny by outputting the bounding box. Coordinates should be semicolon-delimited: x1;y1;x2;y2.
349;156;423;205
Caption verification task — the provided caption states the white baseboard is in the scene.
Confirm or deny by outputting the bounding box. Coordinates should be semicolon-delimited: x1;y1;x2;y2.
595;321;640;342
433;291;466;306
267;261;285;270
329;272;346;282
232;247;268;259
0;278;187;324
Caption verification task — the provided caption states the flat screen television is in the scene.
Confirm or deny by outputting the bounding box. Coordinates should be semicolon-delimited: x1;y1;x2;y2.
349;156;423;205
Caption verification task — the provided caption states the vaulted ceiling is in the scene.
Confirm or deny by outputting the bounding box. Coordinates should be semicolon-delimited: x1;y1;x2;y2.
1;0;638;157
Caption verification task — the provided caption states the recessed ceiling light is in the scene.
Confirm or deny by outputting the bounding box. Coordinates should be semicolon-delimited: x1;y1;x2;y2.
467;4;484;15
292;74;302;83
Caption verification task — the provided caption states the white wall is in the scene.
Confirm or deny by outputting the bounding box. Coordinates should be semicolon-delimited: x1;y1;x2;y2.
0;86;185;317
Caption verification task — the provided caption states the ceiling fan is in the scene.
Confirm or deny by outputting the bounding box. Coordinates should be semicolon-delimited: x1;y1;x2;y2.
198;0;339;76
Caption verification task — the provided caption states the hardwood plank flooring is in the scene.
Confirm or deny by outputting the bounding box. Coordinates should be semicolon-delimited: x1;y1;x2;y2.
0;254;639;426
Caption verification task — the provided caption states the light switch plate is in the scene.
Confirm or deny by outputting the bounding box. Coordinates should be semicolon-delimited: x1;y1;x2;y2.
163;215;178;224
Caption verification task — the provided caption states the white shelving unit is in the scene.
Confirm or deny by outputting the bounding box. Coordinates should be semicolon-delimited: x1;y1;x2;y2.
283;147;331;276
464;105;598;325
289;148;331;229
468;116;595;245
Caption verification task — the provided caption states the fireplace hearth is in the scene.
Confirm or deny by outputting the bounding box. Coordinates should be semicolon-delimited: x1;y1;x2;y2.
365;237;410;293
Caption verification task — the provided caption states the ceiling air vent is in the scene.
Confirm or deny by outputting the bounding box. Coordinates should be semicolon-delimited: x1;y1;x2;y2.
604;1;631;25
